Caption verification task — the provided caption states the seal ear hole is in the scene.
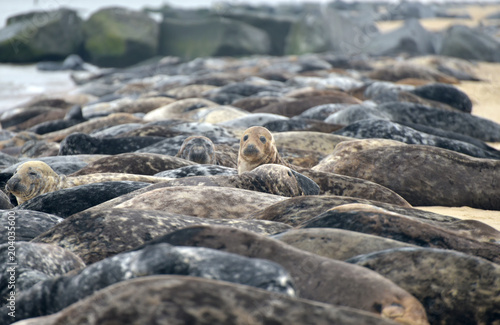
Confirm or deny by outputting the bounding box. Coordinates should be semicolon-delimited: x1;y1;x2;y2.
243;135;249;141
287;170;292;177
259;136;266;143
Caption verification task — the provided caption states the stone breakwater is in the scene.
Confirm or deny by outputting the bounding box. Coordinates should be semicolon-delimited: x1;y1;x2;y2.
0;52;499;324
1;1;500;67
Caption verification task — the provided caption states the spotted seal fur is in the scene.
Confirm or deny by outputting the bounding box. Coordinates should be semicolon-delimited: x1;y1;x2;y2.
5;161;170;204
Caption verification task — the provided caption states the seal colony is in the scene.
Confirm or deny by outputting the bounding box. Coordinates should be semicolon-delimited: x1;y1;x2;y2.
3;43;500;325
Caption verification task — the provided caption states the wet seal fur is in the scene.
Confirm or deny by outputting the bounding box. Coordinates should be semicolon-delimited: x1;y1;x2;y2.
5;161;170;204
238;126;291;174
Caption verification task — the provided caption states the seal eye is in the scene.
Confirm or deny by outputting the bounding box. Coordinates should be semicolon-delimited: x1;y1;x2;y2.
259;136;266;144
243;135;248;141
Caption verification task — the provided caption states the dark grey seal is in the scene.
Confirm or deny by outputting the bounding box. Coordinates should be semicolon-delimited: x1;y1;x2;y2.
333;119;500;159
14;276;398;325
154;164;237;178
1;244;294;324
15;181;151;217
135;225;429;324
32;208;291;264
0;210;63;243
58;132;166;155
347;247;500;324
0;242;84;302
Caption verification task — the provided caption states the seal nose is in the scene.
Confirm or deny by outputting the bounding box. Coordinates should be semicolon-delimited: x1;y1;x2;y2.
243;144;259;156
5;177;20;193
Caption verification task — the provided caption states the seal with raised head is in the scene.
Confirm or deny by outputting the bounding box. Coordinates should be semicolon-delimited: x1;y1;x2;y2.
237;126;290;174
5;161;170;205
175;135;217;165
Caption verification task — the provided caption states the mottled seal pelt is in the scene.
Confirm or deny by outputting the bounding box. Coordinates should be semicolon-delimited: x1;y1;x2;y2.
273;228;416;261
299;204;500;264
70;153;196;176
245;195;458;227
0;242;85;302
141;164;319;197
13;276;398;325
32;208;291;264
313;139;500;209
5;245;294;324
347;247;500;324
5;161;170;204
237;126;291;174
110;186;286;219
175;135;217;164
58;132;166;155
138;225;429;325
15;181;152;217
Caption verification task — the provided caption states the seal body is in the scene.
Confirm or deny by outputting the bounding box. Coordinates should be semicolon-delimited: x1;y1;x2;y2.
237;126;289;174
5;161;169;204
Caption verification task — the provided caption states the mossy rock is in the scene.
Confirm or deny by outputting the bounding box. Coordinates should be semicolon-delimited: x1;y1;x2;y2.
0;8;83;63
83;7;159;67
159;17;270;59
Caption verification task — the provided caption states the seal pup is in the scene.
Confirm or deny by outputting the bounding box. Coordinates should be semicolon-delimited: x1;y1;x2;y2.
5;161;170;204
238;126;291;174
175;135;217;165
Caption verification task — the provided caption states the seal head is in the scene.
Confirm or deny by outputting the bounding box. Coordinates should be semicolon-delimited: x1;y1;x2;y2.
238;126;284;174
6;161;61;205
176;136;217;165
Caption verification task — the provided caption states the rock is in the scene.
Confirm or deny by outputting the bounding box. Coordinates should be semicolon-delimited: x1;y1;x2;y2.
0;8;83;63
365;19;435;56
37;54;88;71
159;17;270;58
220;12;295;56
439;25;500;62
83;7;159;67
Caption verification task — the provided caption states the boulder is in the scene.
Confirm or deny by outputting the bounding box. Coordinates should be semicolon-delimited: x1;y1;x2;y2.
439;25;500;62
221;12;295;55
159;17;270;58
0;8;83;63
365;19;435;56
83;7;159;67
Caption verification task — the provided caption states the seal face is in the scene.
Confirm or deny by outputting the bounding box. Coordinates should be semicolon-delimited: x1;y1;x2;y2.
238;126;285;174
5;161;60;205
176;136;217;165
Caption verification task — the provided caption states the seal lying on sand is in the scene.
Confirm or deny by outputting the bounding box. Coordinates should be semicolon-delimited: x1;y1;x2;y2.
237;126;291;174
5;161;169;204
